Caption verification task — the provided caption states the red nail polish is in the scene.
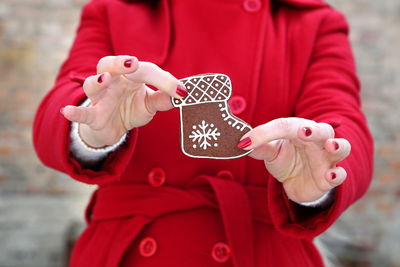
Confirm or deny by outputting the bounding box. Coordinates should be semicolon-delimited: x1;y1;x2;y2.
176;85;188;97
237;137;252;149
328;121;341;129
331;172;337;180
333;141;339;150
124;59;133;68
60;107;64;115
97;74;104;83
304;127;312;137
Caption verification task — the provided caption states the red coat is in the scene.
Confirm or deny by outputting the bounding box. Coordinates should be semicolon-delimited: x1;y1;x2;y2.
33;0;373;266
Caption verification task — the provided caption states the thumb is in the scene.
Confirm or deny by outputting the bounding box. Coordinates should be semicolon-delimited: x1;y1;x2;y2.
62;105;95;126
145;90;174;113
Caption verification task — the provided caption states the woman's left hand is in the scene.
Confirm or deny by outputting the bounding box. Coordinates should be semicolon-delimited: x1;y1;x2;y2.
238;118;351;203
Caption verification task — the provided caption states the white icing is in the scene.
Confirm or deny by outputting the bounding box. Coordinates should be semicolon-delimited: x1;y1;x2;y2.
173;74;254;160
189;120;220;150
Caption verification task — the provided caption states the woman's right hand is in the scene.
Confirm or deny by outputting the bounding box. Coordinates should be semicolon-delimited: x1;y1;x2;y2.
61;56;187;148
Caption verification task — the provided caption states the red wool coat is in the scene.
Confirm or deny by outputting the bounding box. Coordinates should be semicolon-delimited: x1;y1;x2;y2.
33;0;373;266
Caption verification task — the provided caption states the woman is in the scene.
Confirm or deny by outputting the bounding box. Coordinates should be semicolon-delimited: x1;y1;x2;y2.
33;0;373;266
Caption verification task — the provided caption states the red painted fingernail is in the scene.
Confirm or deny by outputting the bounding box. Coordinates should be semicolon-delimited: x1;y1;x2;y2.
237;137;252;149
124;59;133;68
333;141;339;150
176;85;188;97
60;107;64;115
331;172;337;180
97;74;104;83
328;121;341;129
304;127;312;137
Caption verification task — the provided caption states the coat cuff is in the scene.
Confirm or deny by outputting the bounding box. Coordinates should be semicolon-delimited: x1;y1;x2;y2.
70;121;127;163
296;190;335;208
267;175;344;239
62;89;138;185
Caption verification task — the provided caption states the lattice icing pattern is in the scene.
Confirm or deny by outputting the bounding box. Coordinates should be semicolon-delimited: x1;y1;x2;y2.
172;74;232;107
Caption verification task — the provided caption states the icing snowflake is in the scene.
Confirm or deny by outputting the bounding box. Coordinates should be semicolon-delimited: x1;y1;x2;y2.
189;120;221;150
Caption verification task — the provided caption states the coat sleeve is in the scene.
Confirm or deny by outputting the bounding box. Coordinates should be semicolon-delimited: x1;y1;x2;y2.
33;0;138;185
267;9;374;238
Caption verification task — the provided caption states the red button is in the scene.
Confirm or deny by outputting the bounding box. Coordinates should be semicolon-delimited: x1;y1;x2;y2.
217;170;235;181
139;237;157;257
148;168;166;187
211;242;232;263
243;0;262;12
228;96;247;115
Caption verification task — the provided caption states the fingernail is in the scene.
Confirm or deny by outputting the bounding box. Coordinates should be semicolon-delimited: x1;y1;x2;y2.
124;59;133;68
60;107;64;115
176;85;188;97
237;137;252;149
304;127;312;137
97;74;104;83
333;141;339;150
328;121;341;129
330;172;337;180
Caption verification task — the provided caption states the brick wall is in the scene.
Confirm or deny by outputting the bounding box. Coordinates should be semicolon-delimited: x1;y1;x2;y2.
0;0;399;266
321;1;400;266
0;1;93;266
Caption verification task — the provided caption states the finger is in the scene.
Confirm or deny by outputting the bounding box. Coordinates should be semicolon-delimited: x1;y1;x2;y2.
97;56;139;76
324;138;351;162
325;166;347;189
145;89;174;113
83;73;111;102
61;105;95;126
123;61;186;99
297;122;335;144
238;118;316;150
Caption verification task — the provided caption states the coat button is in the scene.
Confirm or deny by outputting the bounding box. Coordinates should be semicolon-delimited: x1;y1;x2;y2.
243;0;262;13
147;168;166;187
211;242;232;263
139;237;157;257
217;170;235;181
228;96;247;115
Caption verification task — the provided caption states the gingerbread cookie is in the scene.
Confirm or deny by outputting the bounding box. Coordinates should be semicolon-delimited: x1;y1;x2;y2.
172;73;252;159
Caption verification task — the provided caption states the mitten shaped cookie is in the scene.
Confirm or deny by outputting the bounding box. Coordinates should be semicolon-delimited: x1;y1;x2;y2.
172;74;252;159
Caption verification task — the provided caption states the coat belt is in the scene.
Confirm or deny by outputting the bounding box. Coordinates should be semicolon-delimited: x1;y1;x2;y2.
86;175;272;267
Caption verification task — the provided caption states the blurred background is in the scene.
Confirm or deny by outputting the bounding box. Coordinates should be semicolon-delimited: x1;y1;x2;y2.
0;0;399;266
